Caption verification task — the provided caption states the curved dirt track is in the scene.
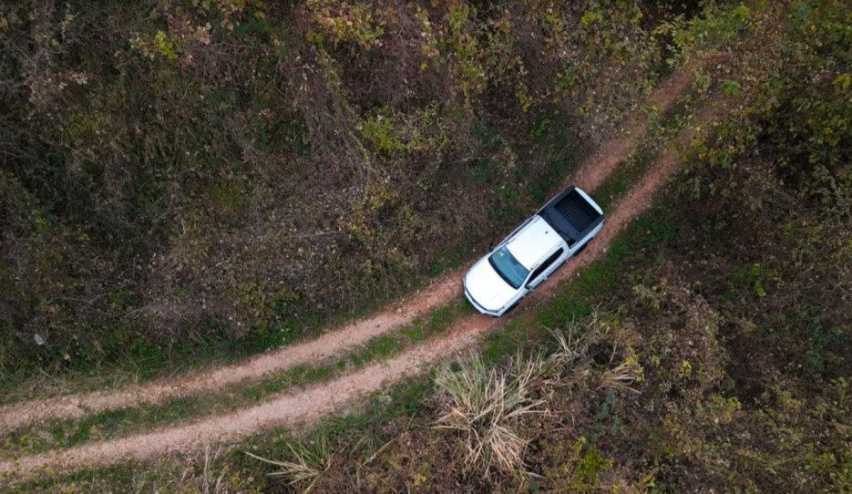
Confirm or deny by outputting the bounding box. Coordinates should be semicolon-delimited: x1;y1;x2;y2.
0;99;728;480
0;59;711;435
0;272;461;432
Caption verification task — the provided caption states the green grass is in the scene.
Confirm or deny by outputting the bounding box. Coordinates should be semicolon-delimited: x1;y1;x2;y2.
0;235;474;406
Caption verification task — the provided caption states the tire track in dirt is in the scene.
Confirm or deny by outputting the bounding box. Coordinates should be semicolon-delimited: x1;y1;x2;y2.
0;272;461;433
0;101;727;481
0;58;714;435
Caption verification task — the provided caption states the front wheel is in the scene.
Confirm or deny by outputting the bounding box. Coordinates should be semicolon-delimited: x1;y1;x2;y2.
575;240;590;255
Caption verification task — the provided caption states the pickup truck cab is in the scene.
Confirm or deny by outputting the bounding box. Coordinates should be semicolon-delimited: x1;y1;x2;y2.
463;186;604;316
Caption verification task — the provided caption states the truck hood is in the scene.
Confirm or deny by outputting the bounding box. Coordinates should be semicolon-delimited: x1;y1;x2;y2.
464;258;518;312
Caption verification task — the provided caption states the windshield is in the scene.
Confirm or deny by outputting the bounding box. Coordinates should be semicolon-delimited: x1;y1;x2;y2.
488;246;529;289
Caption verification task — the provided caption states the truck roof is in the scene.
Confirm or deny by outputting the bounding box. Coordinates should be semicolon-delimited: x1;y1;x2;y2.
506;216;564;269
539;187;603;245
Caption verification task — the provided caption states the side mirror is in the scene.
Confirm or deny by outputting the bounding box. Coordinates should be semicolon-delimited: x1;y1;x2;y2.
488;242;495;251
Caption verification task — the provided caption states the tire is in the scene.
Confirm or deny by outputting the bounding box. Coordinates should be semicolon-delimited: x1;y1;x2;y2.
575;241;589;254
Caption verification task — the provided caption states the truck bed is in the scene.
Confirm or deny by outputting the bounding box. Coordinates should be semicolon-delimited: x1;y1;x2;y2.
539;187;603;245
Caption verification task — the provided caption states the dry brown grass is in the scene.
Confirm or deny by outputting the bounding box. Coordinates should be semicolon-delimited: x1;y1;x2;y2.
547;316;597;372
598;355;643;394
245;436;332;493
550;312;644;394
434;354;547;477
186;445;228;494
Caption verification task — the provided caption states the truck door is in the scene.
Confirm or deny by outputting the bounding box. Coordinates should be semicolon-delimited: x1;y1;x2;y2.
527;248;564;288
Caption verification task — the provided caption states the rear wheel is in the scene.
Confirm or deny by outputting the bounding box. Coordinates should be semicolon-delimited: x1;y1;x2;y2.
575;240;590;254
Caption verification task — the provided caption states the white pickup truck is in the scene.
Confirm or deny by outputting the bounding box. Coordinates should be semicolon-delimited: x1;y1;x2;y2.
463;186;604;316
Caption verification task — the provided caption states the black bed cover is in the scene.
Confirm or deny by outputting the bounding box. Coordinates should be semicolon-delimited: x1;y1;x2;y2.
538;187;603;245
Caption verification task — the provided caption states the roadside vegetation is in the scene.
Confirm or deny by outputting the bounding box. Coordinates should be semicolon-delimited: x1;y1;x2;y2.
0;0;693;393
0;47;708;458
2;0;850;492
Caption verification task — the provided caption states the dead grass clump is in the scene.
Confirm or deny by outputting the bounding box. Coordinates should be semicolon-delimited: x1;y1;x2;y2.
433;353;547;477
549;312;644;394
245;435;332;493
179;445;229;494
598;355;644;394
547;314;602;373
